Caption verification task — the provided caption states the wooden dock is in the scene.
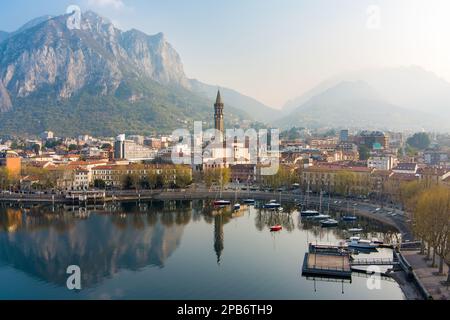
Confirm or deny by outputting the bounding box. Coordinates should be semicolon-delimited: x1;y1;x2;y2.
302;253;352;279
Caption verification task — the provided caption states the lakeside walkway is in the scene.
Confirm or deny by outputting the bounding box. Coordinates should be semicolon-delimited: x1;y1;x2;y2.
402;250;449;300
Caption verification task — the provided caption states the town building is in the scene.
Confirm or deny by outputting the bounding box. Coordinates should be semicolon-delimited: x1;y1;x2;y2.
423;149;448;166
392;163;418;175
114;134;156;161
301;163;373;194
355;131;389;150
0;151;21;177
91;164;192;188
367;155;397;171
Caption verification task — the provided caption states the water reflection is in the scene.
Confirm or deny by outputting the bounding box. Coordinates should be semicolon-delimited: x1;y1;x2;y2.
0;203;192;288
0;201;402;299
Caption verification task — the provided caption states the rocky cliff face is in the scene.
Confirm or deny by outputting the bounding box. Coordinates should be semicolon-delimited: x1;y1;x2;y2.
0;11;190;111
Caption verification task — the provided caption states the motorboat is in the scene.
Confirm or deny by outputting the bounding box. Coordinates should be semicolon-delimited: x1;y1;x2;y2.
264;200;281;209
243;199;255;204
347;228;363;233
233;203;241;210
308;214;331;221
347;236;379;249
270;225;283;232
300;210;319;217
371;238;384;245
321;219;339;227
214;200;231;206
342;215;357;221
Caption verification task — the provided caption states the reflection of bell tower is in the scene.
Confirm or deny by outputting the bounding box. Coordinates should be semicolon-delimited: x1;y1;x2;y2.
214;215;224;265
214;90;225;136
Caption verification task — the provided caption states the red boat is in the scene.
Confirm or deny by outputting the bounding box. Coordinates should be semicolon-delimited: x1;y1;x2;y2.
214;200;231;206
270;225;283;232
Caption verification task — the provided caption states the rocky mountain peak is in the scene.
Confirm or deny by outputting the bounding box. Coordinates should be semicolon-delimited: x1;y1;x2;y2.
0;10;190;110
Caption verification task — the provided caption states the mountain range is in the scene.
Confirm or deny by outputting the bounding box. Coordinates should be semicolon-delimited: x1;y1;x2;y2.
279;66;450;131
0;11;449;136
0;12;261;136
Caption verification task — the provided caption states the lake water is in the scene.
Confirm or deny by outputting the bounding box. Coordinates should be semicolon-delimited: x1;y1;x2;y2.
0;201;405;300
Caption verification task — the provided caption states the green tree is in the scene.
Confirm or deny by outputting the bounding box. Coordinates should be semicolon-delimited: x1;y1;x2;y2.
358;145;370;160
68;144;79;151
94;179;106;189
407;132;431;150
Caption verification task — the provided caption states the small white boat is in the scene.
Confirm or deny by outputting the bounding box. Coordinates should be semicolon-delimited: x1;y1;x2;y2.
300;210;319;217
243;199;255;204
321;219;339;227
347;236;379;249
347;228;363;233
308;214;331;220
264;200;281;209
233;203;241;210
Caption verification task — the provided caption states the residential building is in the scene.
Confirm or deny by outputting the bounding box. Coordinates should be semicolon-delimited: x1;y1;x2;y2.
368;155;397;171
392;163;418;175
301;163;373;194
114;134;156;161
91;164;192;188
423;149;448;166
355;131;389;150
0;151;21;177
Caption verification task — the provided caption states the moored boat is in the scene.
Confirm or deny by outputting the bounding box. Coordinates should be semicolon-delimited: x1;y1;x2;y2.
264;200;281;209
214;200;231;206
300;210;320;217
270;225;283;232
233;203;241;210
243;199;255;204
342;215;357;221
321;219;339;227
308;214;331;220
347;236;379;249
347;228;363;233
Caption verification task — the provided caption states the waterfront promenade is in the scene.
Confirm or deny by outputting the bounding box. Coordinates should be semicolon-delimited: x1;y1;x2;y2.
402;250;449;300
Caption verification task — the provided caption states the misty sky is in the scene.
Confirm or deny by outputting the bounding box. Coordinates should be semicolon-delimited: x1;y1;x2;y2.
1;0;450;108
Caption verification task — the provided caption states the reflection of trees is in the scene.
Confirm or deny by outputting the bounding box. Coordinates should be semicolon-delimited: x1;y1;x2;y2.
254;209;295;232
0;204;188;289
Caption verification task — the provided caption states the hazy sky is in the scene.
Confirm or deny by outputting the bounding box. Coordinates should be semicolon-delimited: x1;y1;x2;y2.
1;0;450;108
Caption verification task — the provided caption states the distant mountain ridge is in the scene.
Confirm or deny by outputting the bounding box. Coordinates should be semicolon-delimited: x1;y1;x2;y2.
279;66;450;131
275;80;447;131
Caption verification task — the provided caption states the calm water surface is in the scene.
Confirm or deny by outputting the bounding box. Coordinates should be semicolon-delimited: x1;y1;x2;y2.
0;201;405;300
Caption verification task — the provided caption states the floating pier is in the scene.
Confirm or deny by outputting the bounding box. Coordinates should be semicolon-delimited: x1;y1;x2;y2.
302;252;352;279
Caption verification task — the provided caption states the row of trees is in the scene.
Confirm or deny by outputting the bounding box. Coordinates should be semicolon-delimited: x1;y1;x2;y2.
401;181;450;282
203;168;231;190
96;165;193;191
261;166;297;190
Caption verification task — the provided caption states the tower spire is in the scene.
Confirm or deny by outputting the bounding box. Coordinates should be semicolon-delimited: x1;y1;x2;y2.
214;89;225;135
215;89;222;104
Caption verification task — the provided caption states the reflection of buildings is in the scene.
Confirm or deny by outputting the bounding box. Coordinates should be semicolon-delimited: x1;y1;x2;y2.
214;215;224;265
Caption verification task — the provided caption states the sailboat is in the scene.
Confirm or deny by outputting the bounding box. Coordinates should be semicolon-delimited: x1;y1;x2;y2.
342;203;357;221
233;184;241;211
214;172;230;206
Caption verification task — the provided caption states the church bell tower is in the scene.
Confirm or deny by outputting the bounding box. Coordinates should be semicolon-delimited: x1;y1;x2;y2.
214;90;225;136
